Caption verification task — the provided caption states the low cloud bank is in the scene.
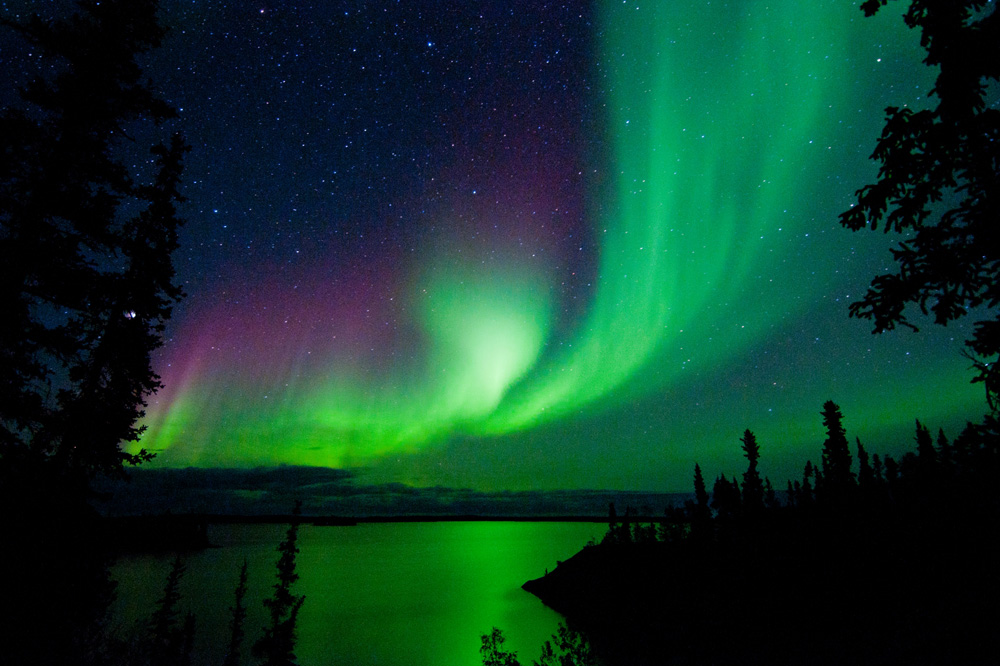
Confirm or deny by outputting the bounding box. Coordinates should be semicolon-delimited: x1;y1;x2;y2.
96;466;686;518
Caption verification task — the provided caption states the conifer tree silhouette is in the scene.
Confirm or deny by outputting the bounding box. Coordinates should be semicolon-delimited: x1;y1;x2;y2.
800;461;816;508
254;502;306;666
1;4;185;659
148;556;193;666
819;401;854;505
604;502;619;544
915;420;937;468
693;463;710;512
0;0;186;481
763;477;777;509
871;453;885;487
223;559;250;666
740;429;765;514
936;428;952;469
712;474;741;522
857;438;876;498
690;463;712;537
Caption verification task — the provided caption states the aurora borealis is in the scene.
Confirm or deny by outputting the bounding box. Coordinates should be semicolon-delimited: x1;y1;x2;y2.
112;0;987;490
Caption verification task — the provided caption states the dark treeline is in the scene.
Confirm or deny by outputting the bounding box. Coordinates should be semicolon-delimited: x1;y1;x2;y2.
516;402;1000;665
505;0;1000;658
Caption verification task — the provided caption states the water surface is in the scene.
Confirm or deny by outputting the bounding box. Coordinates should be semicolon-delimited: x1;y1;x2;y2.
113;521;601;665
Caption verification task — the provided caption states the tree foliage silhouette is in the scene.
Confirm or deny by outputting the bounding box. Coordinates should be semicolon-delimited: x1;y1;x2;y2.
689;463;712;537
534;623;599;666
819;400;854;505
711;474;741;522
481;628;521;666
840;0;999;409
148;556;195;666
523;400;1000;665
0;0;187;483
740;429;765;514
481;625;599;666
857;438;876;497
223;559;250;666
254;502;306;666
0;3;185;664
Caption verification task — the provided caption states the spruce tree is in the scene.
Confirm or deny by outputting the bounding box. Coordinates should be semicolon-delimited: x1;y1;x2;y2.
0;0;186;481
857;438;875;495
223;559;250;666
884;455;900;496
937;428;953;469
872;453;885;486
763;477;777;510
621;506;635;544
712;475;741;522
148;556;192;666
1;5;186;659
693;463;710;513
800;462;815;508
820;401;854;505
740;429;765;514
915;419;937;465
690;463;712;537
604;502;619;544
254;502;306;666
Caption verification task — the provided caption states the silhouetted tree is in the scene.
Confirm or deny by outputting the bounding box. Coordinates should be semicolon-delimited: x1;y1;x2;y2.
857;438;876;496
841;0;1000;410
534;623;599;666
620;505;635;544
915;419;937;469
740;429;765;514
871;453;885;486
936;428;953;470
819;401;854;504
712;474;741;522
883;455;900;497
604;502;619;544
0;4;185;660
763;477;777;510
800;461;816;508
693;463;710;513
223;559;250;666
254;502;306;666
0;0;186;482
518;402;1000;665
180;611;196;666
659;503;687;543
634;517;657;544
481;627;521;666
148;556;193;666
483;624;597;666
690;463;712;537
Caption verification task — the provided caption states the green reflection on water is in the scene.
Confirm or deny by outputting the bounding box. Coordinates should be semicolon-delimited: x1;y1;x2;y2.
112;522;602;666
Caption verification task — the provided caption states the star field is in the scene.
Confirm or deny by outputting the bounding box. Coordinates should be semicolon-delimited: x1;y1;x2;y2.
34;0;985;490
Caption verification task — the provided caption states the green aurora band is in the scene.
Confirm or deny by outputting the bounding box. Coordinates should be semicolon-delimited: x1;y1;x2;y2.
139;1;985;482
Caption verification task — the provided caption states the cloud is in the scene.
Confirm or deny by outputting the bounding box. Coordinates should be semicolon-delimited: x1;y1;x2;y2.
96;466;687;518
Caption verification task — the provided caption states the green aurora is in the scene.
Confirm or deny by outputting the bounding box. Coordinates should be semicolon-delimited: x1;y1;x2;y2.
138;0;986;489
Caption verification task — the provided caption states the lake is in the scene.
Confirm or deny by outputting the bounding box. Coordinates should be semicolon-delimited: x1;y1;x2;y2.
112;521;602;665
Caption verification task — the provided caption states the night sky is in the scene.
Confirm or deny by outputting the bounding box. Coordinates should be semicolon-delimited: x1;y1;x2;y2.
16;1;988;492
